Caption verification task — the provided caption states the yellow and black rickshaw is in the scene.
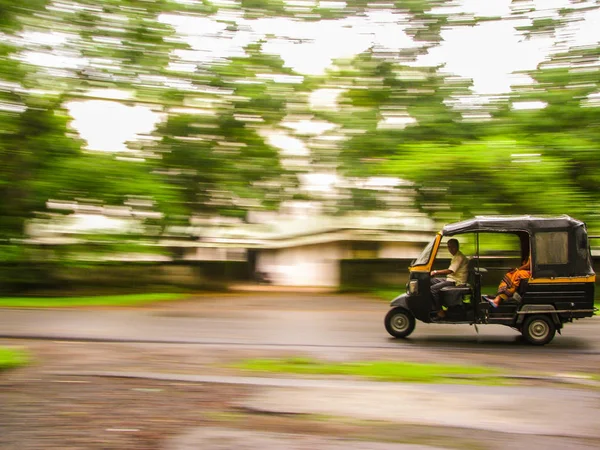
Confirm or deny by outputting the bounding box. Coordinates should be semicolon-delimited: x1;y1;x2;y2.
384;215;597;345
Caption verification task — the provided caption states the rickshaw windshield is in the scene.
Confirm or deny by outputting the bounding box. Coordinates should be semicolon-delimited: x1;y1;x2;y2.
412;237;436;266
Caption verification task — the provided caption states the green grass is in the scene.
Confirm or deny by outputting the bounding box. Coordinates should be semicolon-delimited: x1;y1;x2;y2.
0;293;189;308
235;357;504;384
371;288;402;301
0;348;29;370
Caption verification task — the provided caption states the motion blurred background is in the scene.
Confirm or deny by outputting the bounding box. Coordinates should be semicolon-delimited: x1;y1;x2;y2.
1;0;599;293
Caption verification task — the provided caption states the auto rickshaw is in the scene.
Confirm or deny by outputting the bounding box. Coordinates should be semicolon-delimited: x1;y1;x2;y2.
384;215;597;345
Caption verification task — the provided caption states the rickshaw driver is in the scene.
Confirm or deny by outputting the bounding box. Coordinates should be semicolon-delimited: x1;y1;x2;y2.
429;238;469;317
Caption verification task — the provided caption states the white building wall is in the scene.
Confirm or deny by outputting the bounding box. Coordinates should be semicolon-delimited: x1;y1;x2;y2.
256;242;346;287
256;241;428;287
192;247;225;260
378;242;425;259
190;247;246;261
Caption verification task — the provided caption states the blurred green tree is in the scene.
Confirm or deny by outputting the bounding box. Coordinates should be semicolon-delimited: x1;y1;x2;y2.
315;3;600;229
145;42;303;222
3;0;600;256
0;0;184;258
0;1;79;246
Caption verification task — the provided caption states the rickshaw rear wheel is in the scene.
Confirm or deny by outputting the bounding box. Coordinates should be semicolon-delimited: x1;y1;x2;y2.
522;315;556;346
385;307;416;338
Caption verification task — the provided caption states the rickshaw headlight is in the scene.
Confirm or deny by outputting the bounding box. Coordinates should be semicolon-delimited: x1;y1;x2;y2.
408;280;419;295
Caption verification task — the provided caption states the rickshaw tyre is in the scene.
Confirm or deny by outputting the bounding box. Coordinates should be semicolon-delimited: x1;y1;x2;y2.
522;315;556;346
384;307;416;339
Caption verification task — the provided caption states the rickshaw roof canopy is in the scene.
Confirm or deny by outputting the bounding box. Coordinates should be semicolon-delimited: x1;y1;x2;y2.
442;215;585;236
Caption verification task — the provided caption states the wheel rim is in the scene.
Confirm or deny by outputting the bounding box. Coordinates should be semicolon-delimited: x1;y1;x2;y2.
529;319;550;341
391;313;410;333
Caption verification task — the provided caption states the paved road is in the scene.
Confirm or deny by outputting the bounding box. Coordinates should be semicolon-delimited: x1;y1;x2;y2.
63;370;600;438
1;293;598;356
3;292;600;449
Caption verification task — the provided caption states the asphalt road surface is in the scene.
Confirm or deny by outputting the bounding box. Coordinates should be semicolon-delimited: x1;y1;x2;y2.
1;292;599;362
2;292;600;450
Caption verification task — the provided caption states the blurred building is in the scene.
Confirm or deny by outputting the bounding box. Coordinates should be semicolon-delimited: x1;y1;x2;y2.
25;206;600;288
165;211;435;287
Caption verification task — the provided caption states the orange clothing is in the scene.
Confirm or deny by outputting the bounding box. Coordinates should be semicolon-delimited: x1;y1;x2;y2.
496;267;531;301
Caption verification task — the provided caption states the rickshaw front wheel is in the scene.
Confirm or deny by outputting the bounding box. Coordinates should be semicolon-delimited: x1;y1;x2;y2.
384;307;416;339
522;315;556;346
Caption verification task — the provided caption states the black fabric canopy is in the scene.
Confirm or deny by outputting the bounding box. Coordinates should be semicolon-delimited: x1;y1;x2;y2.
442;215;594;277
442;215;583;236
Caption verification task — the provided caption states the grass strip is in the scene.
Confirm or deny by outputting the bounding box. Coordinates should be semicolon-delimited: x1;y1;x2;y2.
0;348;29;370
235;357;504;384
0;293;189;308
371;288;401;301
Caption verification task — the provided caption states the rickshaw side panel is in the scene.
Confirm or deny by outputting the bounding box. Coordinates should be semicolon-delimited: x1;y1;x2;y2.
521;281;595;319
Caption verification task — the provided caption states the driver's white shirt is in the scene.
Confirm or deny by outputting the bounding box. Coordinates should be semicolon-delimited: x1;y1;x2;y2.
447;251;468;285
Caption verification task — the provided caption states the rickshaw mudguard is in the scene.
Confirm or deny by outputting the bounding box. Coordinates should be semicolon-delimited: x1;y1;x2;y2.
516;304;561;326
390;293;410;309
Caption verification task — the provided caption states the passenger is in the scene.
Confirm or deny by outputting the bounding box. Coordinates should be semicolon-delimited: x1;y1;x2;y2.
430;238;468;317
485;258;531;308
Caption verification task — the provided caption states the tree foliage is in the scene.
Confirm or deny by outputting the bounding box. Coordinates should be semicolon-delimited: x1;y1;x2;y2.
2;0;600;260
314;3;600;228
